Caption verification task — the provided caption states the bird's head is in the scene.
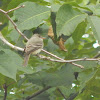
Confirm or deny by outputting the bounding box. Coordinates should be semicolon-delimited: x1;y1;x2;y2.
34;34;45;39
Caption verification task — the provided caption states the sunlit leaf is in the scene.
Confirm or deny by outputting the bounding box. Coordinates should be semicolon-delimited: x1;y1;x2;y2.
56;4;86;37
14;2;50;30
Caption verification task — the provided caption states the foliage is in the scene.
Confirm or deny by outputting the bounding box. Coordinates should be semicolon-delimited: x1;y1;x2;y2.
0;0;100;100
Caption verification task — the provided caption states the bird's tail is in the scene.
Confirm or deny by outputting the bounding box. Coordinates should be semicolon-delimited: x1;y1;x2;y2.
23;54;30;67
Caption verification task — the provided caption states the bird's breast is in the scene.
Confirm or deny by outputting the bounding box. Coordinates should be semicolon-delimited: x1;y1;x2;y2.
32;48;42;55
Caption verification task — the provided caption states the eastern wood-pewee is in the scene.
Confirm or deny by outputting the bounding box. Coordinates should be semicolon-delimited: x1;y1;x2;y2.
23;34;44;66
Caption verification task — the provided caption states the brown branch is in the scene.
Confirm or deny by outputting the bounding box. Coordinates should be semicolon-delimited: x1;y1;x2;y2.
25;86;51;100
6;5;25;13
38;55;100;62
3;83;8;100
71;62;84;69
38;55;84;68
40;50;84;68
41;49;65;61
0;8;28;40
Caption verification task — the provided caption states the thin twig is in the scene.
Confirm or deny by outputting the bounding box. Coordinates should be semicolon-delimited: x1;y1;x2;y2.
41;49;65;61
41;50;84;68
38;55;100;62
0;8;28;40
6;5;25;13
38;55;84;68
25;86;51;100
71;62;84;69
57;88;67;99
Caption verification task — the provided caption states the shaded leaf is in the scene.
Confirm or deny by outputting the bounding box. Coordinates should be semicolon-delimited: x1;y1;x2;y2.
78;68;97;92
72;21;87;43
0;49;19;80
0;48;33;80
87;16;100;43
26;64;75;87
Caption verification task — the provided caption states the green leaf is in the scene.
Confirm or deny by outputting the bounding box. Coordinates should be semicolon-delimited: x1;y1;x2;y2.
78;68;97;92
0;48;34;80
7;0;49;10
58;86;76;98
72;21;87;43
93;4;100;16
14;2;50;30
56;4;87;37
7;29;20;42
86;4;100;16
26;64;75;87
45;38;58;52
87;16;100;43
32;92;50;100
0;49;20;80
51;4;61;12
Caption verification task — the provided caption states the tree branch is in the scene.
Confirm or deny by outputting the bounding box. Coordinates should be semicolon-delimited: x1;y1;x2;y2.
41;49;65;61
38;55;100;68
25;86;51;100
70;62;84;69
38;55;100;62
0;32;24;51
3;83;8;100
0;8;28;40
6;5;25;13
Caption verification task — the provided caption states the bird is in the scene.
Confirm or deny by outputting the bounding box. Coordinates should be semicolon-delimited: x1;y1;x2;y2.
23;34;44;66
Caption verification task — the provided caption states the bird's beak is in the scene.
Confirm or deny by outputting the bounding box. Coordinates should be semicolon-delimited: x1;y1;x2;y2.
41;37;45;39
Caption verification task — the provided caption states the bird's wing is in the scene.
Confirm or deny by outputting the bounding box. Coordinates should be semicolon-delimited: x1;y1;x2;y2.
25;42;43;55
